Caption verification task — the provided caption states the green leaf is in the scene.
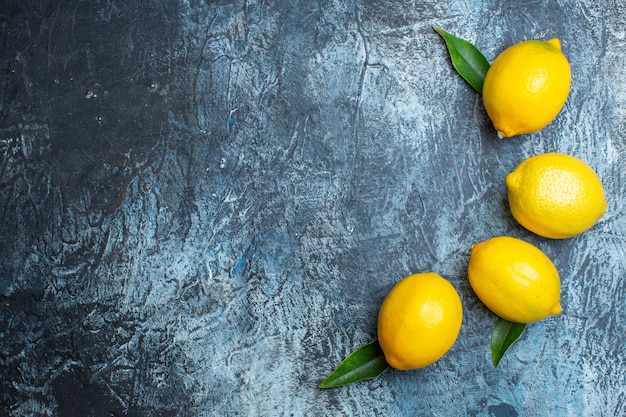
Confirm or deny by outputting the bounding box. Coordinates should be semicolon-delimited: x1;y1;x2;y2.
319;340;389;388
433;26;490;93
491;317;526;367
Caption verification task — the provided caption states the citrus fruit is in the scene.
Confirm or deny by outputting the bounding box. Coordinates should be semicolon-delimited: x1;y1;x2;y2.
377;272;463;370
468;236;562;323
482;38;571;138
506;152;607;239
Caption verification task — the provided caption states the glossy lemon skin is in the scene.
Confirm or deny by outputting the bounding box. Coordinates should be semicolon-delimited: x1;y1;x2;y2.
483;39;571;138
377;273;463;370
468;236;562;323
506;153;607;239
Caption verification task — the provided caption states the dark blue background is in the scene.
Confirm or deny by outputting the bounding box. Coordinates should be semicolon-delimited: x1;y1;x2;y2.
1;1;624;416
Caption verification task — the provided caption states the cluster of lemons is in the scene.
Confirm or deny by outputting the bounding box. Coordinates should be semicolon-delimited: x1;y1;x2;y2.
377;38;607;370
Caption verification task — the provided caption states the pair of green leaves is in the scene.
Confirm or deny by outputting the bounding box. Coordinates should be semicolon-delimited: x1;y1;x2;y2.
319;27;527;389
319;319;526;388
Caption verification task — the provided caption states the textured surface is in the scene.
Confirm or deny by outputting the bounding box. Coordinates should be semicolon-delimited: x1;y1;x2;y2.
1;1;625;416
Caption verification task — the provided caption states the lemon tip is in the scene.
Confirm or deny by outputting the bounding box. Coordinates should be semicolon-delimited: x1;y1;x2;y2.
551;304;563;316
504;172;518;188
546;38;562;50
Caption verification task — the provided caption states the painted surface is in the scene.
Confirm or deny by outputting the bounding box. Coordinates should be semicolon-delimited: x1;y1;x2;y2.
1;1;624;416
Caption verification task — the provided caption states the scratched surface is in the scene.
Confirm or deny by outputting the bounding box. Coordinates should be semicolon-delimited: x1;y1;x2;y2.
1;1;625;416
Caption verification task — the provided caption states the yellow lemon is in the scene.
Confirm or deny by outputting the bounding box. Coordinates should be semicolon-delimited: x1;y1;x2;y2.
468;236;562;323
506;152;607;239
377;272;463;370
483;38;571;138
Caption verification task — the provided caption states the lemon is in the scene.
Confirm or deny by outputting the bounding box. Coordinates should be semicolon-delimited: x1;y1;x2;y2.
468;236;562;323
377;272;463;370
482;38;571;138
506;152;607;239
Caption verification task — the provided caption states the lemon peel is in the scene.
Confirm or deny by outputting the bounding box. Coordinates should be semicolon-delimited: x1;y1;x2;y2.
483;38;571;138
468;236;562;323
506;153;607;238
377;273;463;370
